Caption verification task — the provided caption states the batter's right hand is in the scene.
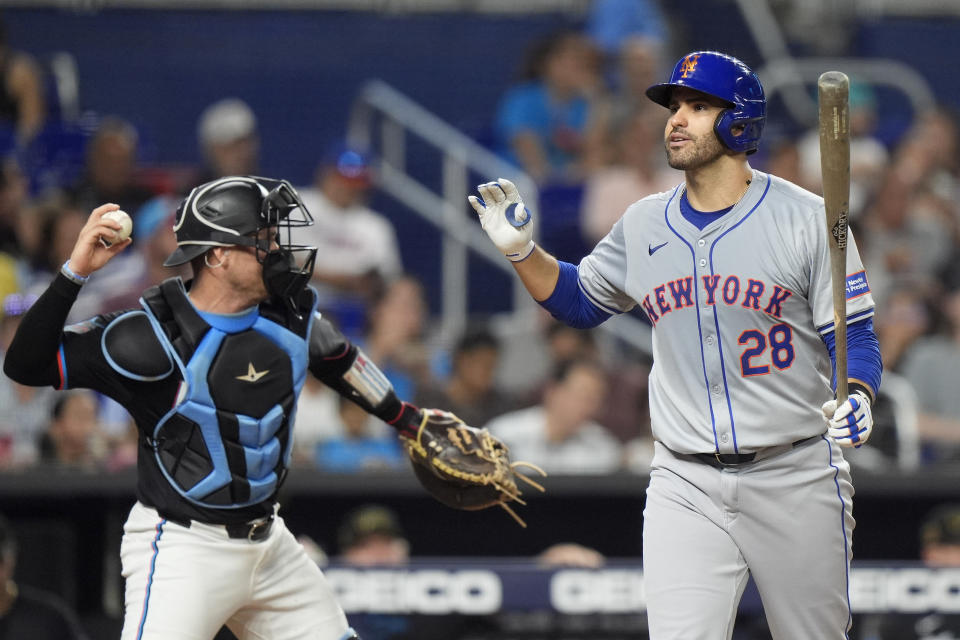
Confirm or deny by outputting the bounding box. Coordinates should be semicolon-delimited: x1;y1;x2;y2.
66;203;133;277
821;390;873;448
468;178;535;262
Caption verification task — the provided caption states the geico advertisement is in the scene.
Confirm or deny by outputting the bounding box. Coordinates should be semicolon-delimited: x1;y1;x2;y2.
850;568;960;613
325;567;960;614
326;569;503;614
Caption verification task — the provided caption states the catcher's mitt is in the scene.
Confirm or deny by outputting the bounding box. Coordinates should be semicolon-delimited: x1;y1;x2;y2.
402;409;546;527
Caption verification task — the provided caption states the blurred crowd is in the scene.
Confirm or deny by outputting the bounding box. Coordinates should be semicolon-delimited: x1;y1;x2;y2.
0;0;958;482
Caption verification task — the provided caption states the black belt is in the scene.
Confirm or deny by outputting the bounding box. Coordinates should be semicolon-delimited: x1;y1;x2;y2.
691;435;819;469
225;516;274;542
158;511;275;542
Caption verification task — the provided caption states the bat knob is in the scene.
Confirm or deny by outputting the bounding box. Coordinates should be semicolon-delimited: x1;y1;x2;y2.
818;71;849;92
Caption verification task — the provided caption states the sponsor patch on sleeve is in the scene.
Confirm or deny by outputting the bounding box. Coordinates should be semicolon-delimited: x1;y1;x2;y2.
64;317;105;334
845;271;870;299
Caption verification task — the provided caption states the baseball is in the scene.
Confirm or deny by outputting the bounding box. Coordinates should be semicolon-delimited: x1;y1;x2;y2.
102;209;133;244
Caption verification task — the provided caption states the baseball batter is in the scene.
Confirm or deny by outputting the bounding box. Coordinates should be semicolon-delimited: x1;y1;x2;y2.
471;51;881;638
2;176;446;640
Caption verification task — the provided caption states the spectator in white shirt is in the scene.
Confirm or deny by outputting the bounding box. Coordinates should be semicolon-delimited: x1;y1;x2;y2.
297;145;402;337
484;357;621;474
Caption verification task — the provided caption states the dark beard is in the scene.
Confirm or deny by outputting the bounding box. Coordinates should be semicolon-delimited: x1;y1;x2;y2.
665;131;727;171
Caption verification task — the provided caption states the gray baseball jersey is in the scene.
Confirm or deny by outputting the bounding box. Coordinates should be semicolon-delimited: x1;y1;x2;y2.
578;170;875;454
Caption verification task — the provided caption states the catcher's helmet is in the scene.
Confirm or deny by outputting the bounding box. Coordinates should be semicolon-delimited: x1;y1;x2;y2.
646;51;765;155
164;175;317;313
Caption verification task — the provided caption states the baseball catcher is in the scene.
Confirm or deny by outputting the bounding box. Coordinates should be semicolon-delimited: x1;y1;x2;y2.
2;175;545;640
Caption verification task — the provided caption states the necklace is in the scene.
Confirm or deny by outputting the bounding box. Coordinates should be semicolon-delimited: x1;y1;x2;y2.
733;178;752;206
682;176;753;211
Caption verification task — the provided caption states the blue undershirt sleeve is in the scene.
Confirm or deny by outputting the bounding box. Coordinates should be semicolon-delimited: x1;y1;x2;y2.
538;261;612;329
821;317;882;398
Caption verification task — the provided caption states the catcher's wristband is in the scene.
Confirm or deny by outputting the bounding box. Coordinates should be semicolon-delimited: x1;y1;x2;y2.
387;401;422;439
506;241;536;263
60;260;90;285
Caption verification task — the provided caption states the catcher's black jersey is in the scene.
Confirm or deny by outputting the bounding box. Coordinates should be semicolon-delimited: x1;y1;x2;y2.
4;275;365;525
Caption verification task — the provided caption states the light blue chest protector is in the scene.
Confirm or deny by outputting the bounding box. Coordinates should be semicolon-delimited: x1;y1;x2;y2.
134;278;315;509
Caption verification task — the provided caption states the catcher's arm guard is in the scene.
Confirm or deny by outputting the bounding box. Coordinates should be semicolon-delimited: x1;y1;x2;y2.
401;409;546;527
308;313;421;436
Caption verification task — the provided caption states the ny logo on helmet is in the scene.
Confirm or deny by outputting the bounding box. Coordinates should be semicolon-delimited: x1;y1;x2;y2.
679;54;700;78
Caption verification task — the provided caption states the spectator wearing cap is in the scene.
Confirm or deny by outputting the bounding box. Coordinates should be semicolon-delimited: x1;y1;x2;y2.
195;97;259;182
297;144;402;336
0;292;54;468
0;513;88;639
336;504;410;567
333;505;457;640
919;505;960;567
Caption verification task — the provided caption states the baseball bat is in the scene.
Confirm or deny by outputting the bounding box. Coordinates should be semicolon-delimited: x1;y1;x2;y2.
818;71;851;403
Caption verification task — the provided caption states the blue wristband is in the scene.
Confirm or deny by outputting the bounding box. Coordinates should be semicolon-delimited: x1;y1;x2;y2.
60;260;90;285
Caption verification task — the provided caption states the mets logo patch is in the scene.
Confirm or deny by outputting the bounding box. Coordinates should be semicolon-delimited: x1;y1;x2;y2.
845;271;870;299
679;54;700;78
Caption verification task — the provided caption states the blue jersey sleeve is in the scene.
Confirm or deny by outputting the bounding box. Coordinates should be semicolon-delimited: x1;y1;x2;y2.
538;261;612;329
822;316;882;397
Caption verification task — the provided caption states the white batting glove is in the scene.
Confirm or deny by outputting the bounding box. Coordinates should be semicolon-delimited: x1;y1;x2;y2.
821;390;873;448
467;178;535;262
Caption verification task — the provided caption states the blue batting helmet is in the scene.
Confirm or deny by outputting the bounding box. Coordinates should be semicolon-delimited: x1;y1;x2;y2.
646;51;765;155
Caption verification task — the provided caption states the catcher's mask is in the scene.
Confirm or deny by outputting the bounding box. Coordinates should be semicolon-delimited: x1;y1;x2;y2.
163;175;317;314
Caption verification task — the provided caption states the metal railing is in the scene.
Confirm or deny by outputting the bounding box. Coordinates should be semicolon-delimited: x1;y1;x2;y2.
736;0;937;127
757;57;936;126
347;79;652;354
